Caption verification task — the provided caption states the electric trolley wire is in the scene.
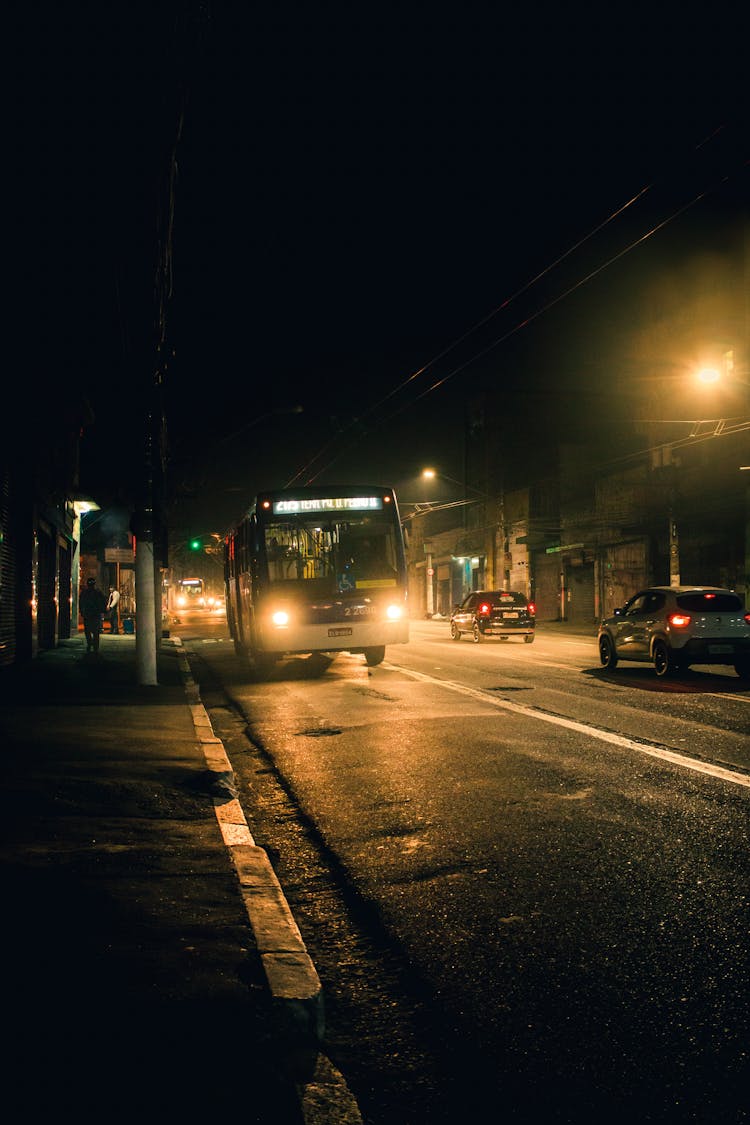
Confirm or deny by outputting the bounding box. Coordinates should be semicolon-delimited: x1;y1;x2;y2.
286;181;655;486
285;123;745;486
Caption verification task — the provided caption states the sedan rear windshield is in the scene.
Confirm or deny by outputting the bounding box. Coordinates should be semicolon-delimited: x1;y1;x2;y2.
676;593;742;612
487;592;528;607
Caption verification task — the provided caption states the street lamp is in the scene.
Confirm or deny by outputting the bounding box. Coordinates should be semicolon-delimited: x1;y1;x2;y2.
691;358;749;597
694;351;750;393
421;467;491;499
418;468;504;609
696;366;722;387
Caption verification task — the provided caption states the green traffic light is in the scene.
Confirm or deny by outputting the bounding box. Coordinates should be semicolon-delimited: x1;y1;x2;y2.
189;538;201;551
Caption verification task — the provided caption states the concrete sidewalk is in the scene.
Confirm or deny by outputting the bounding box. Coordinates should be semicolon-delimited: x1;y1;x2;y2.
0;634;361;1123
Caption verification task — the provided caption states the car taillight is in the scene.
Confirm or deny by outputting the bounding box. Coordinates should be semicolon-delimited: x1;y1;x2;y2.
527;602;536;616
478;602;491;617
744;612;750;626
669;612;691;628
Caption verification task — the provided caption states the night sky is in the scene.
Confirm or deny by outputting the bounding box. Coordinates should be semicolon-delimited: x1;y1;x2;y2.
17;3;747;536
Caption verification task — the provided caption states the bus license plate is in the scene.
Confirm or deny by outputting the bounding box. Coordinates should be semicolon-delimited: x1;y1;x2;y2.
328;627;353;637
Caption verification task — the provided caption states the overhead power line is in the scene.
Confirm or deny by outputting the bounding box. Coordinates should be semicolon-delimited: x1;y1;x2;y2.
286;124;744;486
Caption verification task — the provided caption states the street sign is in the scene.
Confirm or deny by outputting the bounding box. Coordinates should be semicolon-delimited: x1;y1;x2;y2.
427;567;435;576
545;542;584;555
105;548;134;563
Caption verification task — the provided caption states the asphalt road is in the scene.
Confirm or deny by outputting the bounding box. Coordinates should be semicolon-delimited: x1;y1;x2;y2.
175;613;750;1124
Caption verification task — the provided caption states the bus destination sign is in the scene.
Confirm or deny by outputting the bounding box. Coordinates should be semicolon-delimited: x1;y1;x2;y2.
272;496;384;515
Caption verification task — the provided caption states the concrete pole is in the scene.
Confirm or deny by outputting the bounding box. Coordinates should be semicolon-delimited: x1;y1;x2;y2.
424;541;434;617
135;538;158;685
71;511;81;634
744;474;750;609
669;511;681;588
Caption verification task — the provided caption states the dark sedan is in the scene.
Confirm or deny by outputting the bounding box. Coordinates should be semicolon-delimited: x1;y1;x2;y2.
450;590;536;643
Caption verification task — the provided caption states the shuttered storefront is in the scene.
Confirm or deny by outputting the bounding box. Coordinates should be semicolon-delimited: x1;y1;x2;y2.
564;561;595;625
532;553;561;621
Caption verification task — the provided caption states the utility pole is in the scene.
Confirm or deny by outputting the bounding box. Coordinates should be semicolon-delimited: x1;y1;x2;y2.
668;510;681;588
132;406;158;686
424;540;434;617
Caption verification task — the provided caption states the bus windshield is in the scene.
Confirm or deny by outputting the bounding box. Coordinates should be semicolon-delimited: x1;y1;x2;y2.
176;578;205;607
263;515;399;593
225;485;409;667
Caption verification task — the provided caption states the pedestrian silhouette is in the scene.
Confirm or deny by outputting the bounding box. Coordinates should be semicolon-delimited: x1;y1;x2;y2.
79;577;107;655
106;585;121;634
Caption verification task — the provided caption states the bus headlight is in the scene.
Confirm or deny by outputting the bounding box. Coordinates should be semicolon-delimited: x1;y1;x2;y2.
385;604;403;621
271;610;290;627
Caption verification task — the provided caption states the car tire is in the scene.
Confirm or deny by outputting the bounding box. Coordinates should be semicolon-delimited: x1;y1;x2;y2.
652;639;672;677
524;634;534;644
364;645;386;667
451;623;462;641
598;634;618;669
472;623;481;643
734;658;750;681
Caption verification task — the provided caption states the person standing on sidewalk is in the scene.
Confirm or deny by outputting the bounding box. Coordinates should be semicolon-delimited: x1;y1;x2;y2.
106;585;120;634
80;577;107;654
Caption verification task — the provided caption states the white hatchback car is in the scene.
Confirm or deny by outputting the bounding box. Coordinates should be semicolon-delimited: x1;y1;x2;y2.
598;586;750;679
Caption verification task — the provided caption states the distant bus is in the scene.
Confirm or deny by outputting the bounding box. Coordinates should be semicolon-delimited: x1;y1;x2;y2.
175;577;205;609
224;485;409;670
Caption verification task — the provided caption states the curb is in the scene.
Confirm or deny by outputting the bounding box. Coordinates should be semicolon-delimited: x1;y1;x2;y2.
170;638;364;1123
173;639;325;1037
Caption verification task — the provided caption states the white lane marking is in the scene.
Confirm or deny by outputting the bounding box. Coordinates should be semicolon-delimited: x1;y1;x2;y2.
385;664;750;790
706;692;750;706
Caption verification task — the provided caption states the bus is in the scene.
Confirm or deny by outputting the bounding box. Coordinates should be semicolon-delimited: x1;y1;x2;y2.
224;485;409;669
175;577;205;609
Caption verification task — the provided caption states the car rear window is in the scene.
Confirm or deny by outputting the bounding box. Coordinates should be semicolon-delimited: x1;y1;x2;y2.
488;592;527;607
676;593;742;612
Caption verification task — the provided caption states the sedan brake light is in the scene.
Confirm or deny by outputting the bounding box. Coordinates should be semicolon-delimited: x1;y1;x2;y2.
527;602;536;616
744;612;750;626
668;612;691;628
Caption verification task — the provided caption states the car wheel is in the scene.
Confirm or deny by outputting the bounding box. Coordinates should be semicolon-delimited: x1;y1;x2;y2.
523;634;534;644
364;645;385;667
652;639;672;677
472;623;481;643
734;658;750;681
450;622;462;641
598;634;618;669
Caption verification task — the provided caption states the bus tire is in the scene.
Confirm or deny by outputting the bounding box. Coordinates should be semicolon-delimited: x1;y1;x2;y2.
308;652;333;675
364;646;385;667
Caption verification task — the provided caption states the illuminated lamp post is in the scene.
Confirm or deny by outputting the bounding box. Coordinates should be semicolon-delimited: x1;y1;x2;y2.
694;356;750;599
421;467;500;604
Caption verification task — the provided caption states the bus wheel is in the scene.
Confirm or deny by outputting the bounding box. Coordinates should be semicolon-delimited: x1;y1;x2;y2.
364;646;385;667
308;652;333;675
